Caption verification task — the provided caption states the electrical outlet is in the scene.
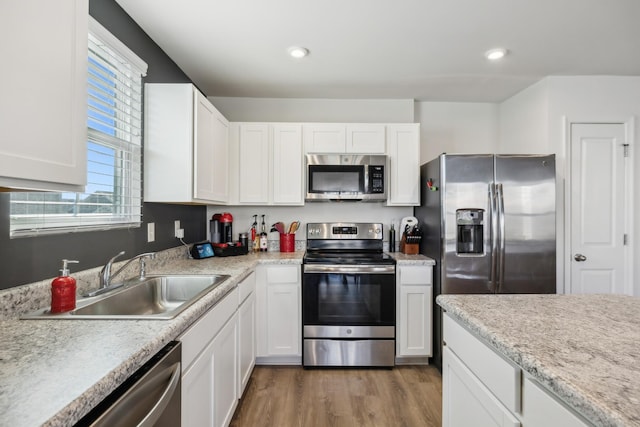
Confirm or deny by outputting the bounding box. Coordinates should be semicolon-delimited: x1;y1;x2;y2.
147;222;155;242
174;220;183;238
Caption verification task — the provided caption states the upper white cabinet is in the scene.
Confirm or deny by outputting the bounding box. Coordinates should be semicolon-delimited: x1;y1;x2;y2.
386;124;420;206
237;124;270;204
304;124;386;154
0;0;88;192
229;123;304;206
144;84;229;204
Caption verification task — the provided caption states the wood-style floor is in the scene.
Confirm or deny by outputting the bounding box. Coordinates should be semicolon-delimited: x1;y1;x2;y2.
230;365;442;427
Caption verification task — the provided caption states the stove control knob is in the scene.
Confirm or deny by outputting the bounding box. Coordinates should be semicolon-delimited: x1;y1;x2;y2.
346;328;353;335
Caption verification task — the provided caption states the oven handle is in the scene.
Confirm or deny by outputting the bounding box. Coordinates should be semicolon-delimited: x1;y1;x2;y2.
303;264;396;274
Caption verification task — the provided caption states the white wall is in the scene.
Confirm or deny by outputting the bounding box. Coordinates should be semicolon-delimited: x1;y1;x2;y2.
416;102;499;164
210;97;414;123
498;76;640;296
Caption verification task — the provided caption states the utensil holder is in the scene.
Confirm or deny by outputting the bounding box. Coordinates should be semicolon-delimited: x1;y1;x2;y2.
400;234;420;255
279;233;295;252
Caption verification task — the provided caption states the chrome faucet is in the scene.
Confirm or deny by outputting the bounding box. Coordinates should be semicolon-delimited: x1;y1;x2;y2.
87;251;157;297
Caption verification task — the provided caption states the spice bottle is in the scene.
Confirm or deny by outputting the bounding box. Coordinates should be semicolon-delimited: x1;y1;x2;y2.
51;259;79;313
259;214;268;252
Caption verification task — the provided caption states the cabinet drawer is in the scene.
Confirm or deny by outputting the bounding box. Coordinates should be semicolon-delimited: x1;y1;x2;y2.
180;287;239;372
399;265;433;285
444;314;521;413
238;271;256;303
266;265;299;283
523;377;591;427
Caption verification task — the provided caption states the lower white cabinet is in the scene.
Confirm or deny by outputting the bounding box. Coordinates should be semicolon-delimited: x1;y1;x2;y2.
180;286;241;427
522;377;591;427
443;346;521;427
443;314;593;427
237;272;257;398
256;265;301;364
396;265;433;361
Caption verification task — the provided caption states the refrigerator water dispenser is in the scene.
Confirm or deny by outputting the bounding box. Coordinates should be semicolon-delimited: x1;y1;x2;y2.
456;209;484;254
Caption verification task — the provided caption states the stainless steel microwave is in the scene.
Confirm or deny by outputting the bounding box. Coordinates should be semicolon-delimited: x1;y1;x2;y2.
305;154;387;202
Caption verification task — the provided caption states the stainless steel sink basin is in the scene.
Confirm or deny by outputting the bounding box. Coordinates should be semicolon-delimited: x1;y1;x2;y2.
22;274;230;320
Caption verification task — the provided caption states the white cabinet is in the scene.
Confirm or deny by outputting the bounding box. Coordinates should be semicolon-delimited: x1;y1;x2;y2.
144;83;229;204
304;124;385;153
386;124;420;206
237;272;256;399
256;265;301;364
0;0;87;192
443;346;521;427
237;124;270;204
396;265;433;361
443;313;594;427
229;123;304;205
180;287;239;427
272;124;305;204
522;377;591;427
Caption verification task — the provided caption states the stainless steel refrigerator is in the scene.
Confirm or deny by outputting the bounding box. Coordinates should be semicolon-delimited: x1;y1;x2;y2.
414;154;556;370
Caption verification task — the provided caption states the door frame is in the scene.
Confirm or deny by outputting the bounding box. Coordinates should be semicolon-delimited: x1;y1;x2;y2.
562;117;635;295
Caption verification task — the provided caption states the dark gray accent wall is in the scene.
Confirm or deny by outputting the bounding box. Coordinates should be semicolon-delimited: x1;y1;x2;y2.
0;0;207;290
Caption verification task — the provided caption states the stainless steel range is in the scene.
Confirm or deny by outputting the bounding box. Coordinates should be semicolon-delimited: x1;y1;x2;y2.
302;222;396;367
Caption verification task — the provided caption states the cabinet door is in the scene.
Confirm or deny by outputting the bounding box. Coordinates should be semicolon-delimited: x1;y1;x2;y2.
303;124;346;153
213;313;238;427
522;377;591;427
239;124;270;204
266;283;300;355
443;347;521;427
0;0;87;191
387;124;420;206
398;284;432;357
346;124;386;153
209;106;230;203
193;90;217;201
182;337;215;427
238;291;256;399
272;124;304;205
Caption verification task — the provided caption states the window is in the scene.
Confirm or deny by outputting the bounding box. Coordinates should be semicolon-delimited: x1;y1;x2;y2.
10;18;148;237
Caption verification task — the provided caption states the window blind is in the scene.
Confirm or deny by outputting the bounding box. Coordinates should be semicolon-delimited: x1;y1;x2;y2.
9;18;147;237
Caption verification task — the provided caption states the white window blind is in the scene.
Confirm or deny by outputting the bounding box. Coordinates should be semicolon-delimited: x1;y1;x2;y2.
9;18;148;237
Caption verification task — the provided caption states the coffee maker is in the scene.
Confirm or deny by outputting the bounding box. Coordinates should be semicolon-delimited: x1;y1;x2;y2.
211;212;233;244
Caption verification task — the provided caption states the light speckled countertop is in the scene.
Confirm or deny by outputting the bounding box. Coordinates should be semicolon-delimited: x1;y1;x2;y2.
0;249;433;427
437;294;640;427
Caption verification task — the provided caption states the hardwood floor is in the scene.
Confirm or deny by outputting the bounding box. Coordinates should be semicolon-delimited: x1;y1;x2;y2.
230;365;442;427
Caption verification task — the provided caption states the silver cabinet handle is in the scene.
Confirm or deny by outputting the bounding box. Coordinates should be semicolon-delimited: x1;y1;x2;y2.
574;254;587;262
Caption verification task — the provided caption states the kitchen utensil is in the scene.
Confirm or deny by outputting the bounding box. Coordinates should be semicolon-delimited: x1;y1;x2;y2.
288;221;300;234
271;222;285;234
399;216;418;237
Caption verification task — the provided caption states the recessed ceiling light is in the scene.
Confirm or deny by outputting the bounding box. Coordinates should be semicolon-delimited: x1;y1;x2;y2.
288;46;309;59
485;48;508;61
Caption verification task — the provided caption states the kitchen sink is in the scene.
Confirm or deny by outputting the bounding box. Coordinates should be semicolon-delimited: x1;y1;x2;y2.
22;274;230;320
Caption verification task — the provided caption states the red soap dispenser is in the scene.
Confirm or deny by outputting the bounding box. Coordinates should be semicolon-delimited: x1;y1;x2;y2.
51;259;79;313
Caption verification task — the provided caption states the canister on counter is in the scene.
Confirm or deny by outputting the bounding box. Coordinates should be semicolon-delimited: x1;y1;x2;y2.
239;232;248;248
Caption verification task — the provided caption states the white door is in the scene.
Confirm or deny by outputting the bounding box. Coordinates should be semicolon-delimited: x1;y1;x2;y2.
570;123;630;294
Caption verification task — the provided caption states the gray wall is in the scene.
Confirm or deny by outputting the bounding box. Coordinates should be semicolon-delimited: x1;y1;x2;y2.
0;0;206;290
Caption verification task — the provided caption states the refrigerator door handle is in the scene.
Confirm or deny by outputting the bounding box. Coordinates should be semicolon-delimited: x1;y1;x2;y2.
496;183;506;292
488;183;498;292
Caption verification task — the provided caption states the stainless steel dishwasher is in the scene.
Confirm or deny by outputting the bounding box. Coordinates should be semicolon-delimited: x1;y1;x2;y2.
75;341;181;427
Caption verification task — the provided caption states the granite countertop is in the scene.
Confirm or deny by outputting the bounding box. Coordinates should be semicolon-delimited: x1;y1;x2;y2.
0;251;302;427
437;294;640;427
0;249;433;427
388;252;436;265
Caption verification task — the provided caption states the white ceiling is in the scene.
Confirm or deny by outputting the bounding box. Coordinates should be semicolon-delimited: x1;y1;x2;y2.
115;0;640;103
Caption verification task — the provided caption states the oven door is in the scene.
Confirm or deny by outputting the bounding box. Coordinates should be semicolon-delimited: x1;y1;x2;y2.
302;264;396;366
302;264;395;330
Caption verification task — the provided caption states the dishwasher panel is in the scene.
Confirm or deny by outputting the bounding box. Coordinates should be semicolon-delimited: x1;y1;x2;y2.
75;341;181;427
